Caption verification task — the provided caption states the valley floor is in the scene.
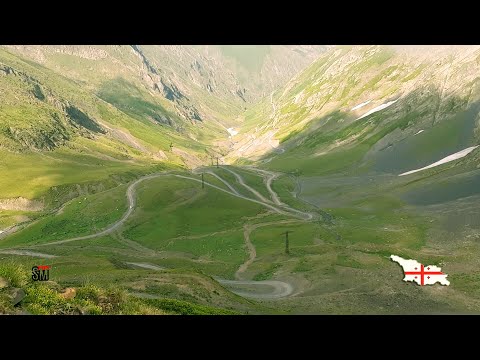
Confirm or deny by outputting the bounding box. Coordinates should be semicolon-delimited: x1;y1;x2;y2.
1;164;480;314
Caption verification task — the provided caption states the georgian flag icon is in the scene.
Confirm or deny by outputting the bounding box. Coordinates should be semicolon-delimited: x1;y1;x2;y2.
390;255;450;286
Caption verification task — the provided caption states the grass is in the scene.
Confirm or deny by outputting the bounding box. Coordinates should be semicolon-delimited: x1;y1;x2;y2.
209;168;249;197
161;231;246;277
0;147;160;200
228;168;272;200
202;172;231;192
0;261;236;315
0;259;256;315
1;184;129;247
4;45;480;315
253;263;281;281
0;210;37;229
251;222;323;258
125;176;266;245
142;298;238;315
122;175;270;277
270;175;319;212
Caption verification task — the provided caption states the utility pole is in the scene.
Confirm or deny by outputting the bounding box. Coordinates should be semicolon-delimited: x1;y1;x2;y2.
281;231;292;254
216;157;219;168
202;173;204;189
285;231;289;254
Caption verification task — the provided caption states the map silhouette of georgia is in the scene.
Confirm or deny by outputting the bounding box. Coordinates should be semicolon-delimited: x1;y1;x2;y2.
390;255;450;286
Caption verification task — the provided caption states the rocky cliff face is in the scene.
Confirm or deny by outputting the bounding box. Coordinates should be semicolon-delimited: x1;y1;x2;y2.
2;45;325;130
137;45;326;105
0;62;107;151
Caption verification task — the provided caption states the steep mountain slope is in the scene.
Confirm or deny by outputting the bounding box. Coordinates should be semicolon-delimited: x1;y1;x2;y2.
3;45;480;315
4;45;325;136
227;45;480;176
215;46;480;315
0;45;323;198
0;45;325;224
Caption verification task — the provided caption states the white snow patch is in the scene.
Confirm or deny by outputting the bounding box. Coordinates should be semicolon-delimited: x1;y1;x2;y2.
399;145;479;176
227;128;238;137
351;100;371;111
414;130;424;136
356;100;398;120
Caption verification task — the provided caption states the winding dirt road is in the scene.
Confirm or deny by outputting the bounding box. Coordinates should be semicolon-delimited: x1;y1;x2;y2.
203;170;240;195
3;166;313;299
235;219;302;280
216;279;293;299
192;166;313;220
244;167;283;205
174;174;303;219
14;170;307;251
0;249;57;258
222;167;272;204
30;173;167;248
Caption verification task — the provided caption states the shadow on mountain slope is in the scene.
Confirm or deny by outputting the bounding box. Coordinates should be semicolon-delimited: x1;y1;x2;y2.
249;88;480;179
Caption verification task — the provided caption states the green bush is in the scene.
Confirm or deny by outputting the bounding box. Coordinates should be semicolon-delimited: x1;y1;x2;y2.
0;261;29;288
24;285;72;315
76;283;102;302
0;262;238;315
0;293;13;314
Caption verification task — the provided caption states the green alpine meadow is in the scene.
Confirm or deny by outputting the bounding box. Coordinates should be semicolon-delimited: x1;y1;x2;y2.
1;45;480;314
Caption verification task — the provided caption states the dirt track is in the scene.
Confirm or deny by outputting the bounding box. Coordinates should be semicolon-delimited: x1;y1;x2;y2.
216;279;294;299
0;249;57;258
235;219;302;280
31;173;167;247
2;167;314;299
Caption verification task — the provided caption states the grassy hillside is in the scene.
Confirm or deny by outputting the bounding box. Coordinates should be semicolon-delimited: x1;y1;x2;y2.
3;45;480;315
0;261;241;315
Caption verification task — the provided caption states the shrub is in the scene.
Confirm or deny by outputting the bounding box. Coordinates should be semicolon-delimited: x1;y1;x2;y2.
0;261;29;288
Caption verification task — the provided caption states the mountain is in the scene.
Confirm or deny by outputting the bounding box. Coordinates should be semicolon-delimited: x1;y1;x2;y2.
0;45;325;205
2;45;480;315
4;45;325;129
227;45;480;176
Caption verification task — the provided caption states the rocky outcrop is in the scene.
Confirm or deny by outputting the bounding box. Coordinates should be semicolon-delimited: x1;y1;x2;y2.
65;105;105;134
60;288;76;300
130;45;159;75
0;63;107;151
236;88;247;102
8;288;26;306
130;46;205;123
31;84;45;101
3;121;71;151
157;78;186;102
0;277;8;289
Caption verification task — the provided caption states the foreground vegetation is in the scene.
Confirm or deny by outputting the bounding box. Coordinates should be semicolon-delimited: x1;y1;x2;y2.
0;261;239;315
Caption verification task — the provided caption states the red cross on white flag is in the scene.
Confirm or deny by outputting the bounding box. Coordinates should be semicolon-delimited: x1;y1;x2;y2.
390;255;450;286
